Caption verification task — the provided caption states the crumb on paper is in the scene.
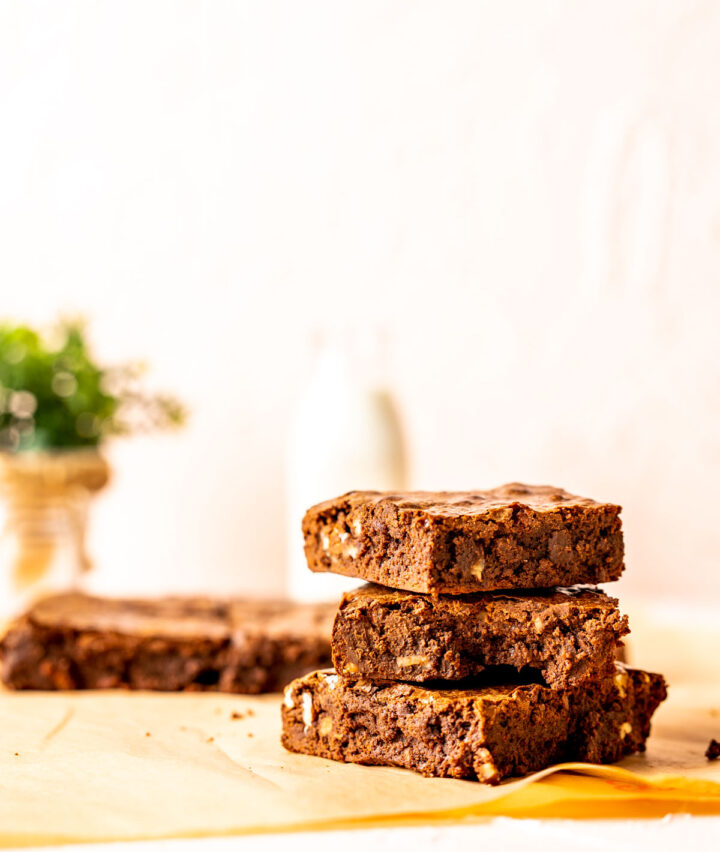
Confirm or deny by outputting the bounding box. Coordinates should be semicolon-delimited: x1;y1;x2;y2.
145;732;151;737
706;739;720;761
230;711;244;721
247;709;254;717
207;737;215;744
247;732;254;738
13;752;19;757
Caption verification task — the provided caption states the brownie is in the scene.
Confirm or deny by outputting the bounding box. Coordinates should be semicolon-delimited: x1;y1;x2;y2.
332;584;628;689
303;484;624;593
281;666;667;784
707;739;720;761
1;593;334;693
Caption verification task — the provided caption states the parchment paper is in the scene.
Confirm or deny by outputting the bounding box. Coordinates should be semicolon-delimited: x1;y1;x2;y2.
1;680;719;847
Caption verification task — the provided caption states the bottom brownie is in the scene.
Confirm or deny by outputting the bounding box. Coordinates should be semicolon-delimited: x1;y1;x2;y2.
1;593;334;693
281;666;667;784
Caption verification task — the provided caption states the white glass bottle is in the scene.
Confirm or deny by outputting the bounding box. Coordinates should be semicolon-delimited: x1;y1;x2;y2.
285;331;406;601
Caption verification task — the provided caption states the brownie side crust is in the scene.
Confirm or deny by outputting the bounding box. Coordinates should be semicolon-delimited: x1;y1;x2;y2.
303;484;624;594
281;666;667;784
0;593;334;693
332;584;629;689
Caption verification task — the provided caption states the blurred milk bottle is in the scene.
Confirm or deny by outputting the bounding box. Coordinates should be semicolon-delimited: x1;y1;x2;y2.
286;330;406;601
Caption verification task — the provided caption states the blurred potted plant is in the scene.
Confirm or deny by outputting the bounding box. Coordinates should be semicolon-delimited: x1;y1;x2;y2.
0;320;185;607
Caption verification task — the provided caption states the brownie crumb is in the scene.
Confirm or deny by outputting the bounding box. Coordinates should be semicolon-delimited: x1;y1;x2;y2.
145;732;151;737
14;752;19;757
230;711;244;720
247;732;254;738
207;736;215;743
706;739;720;760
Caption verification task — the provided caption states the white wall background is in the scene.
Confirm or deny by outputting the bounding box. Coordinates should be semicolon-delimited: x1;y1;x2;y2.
1;0;718;600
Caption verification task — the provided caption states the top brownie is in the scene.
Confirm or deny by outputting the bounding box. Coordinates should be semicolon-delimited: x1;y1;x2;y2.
303;483;624;593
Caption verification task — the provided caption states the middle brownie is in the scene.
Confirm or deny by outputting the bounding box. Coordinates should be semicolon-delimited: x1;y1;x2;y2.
332;584;628;690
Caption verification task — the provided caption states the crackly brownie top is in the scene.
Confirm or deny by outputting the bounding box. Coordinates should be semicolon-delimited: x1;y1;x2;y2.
311;483;618;520
341;583;616;612
24;593;335;642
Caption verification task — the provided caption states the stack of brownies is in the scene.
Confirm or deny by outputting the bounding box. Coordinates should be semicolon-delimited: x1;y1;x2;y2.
281;483;667;784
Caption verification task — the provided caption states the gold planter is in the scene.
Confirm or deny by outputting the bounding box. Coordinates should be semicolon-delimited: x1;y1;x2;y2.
0;449;109;614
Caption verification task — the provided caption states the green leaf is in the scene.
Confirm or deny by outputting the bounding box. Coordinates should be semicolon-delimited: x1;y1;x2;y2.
0;319;186;451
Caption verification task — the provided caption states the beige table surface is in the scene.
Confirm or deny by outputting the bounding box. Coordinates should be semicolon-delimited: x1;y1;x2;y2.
1;597;719;848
